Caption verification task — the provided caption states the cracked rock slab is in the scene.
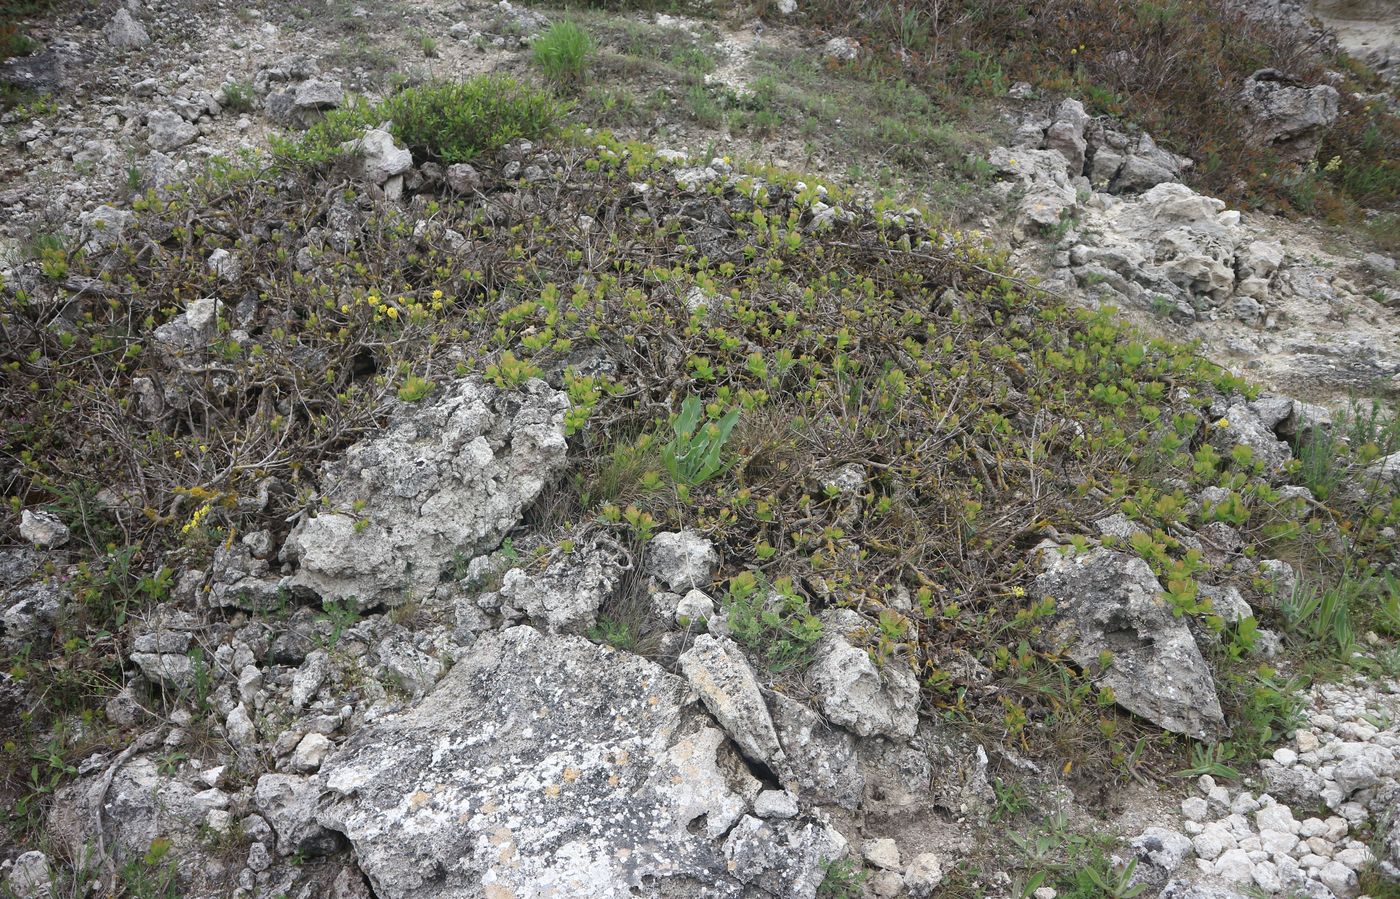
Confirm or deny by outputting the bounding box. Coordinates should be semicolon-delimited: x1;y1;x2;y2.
317;626;839;898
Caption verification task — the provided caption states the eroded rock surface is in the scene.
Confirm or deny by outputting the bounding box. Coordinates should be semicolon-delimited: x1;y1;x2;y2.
317;626;845;898
285;378;568;608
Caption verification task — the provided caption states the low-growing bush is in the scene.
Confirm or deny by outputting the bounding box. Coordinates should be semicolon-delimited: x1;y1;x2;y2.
275;75;567;166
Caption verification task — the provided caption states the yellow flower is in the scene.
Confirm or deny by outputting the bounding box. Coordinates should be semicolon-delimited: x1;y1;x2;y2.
1010;586;1026;597
1216;418;1230;429
431;289;444;300
386;307;399;320
340;304;350;314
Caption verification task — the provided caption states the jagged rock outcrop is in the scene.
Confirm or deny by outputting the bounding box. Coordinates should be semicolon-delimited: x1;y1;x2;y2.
284;378;568;609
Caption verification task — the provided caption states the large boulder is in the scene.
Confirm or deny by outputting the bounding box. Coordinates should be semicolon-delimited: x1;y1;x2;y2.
1238;69;1339;164
1031;548;1225;740
103;9;150;50
285;378;568;609
317;626;845;898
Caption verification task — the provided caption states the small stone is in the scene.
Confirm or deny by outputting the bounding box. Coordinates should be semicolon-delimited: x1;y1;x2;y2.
869;871;903;899
1258;828;1298;856
19;509;69;548
1181;796;1209;821
1295;730;1320;752
1317;860;1359;897
1255;803;1298;834
1032;889;1057;899
5;851;51;899
290;732;332;772
1213;848;1253;883
675;589;715;623
863;837;901;871
1272;747;1298;767
647;530;718;592
1251;860;1282;893
903;853;944;898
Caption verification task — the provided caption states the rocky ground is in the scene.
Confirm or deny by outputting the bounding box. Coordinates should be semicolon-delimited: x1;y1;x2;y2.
2;0;1400;898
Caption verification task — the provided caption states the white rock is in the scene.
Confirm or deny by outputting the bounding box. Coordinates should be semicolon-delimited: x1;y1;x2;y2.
341;128;412;185
903;853;944;898
863;837;901;871
1251;860;1282;893
647;530;719;592
1181;796;1209;821
5;851;51;899
1255;803;1298;834
1213;848;1254;883
675;589;715;623
753;790;799;820
104;8;150;49
1272;747;1298;767
1258;828;1298;856
290;732;332;772
19;509;69;548
1317;860;1359;897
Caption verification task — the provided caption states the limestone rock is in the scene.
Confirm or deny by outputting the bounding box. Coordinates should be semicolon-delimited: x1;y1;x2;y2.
103;9;150;50
146;109;198;152
1238;69;1340;164
253;773;341;857
18;509;68;548
807;610;920;740
341;128;412;185
647;529;719;592
766;691;864;810
489;533;623;634
679;634;783;765
285;378;568;608
317;626;838;898
1031;548;1225;739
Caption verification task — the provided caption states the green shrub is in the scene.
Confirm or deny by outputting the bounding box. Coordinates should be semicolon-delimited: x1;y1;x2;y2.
533;20;594;86
277;76;566;167
220;80;255;113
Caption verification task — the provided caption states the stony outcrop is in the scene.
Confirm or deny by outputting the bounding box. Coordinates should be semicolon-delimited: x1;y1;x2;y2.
284;378;568;609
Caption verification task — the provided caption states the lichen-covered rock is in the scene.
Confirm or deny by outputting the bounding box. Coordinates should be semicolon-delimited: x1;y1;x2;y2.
722;814;846;898
679;634;783;765
766;691;864;810
317;626;839;898
18;509;69;548
807;609;920;740
253;773;341;857
285;378;567;608
1031;547;1225;740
